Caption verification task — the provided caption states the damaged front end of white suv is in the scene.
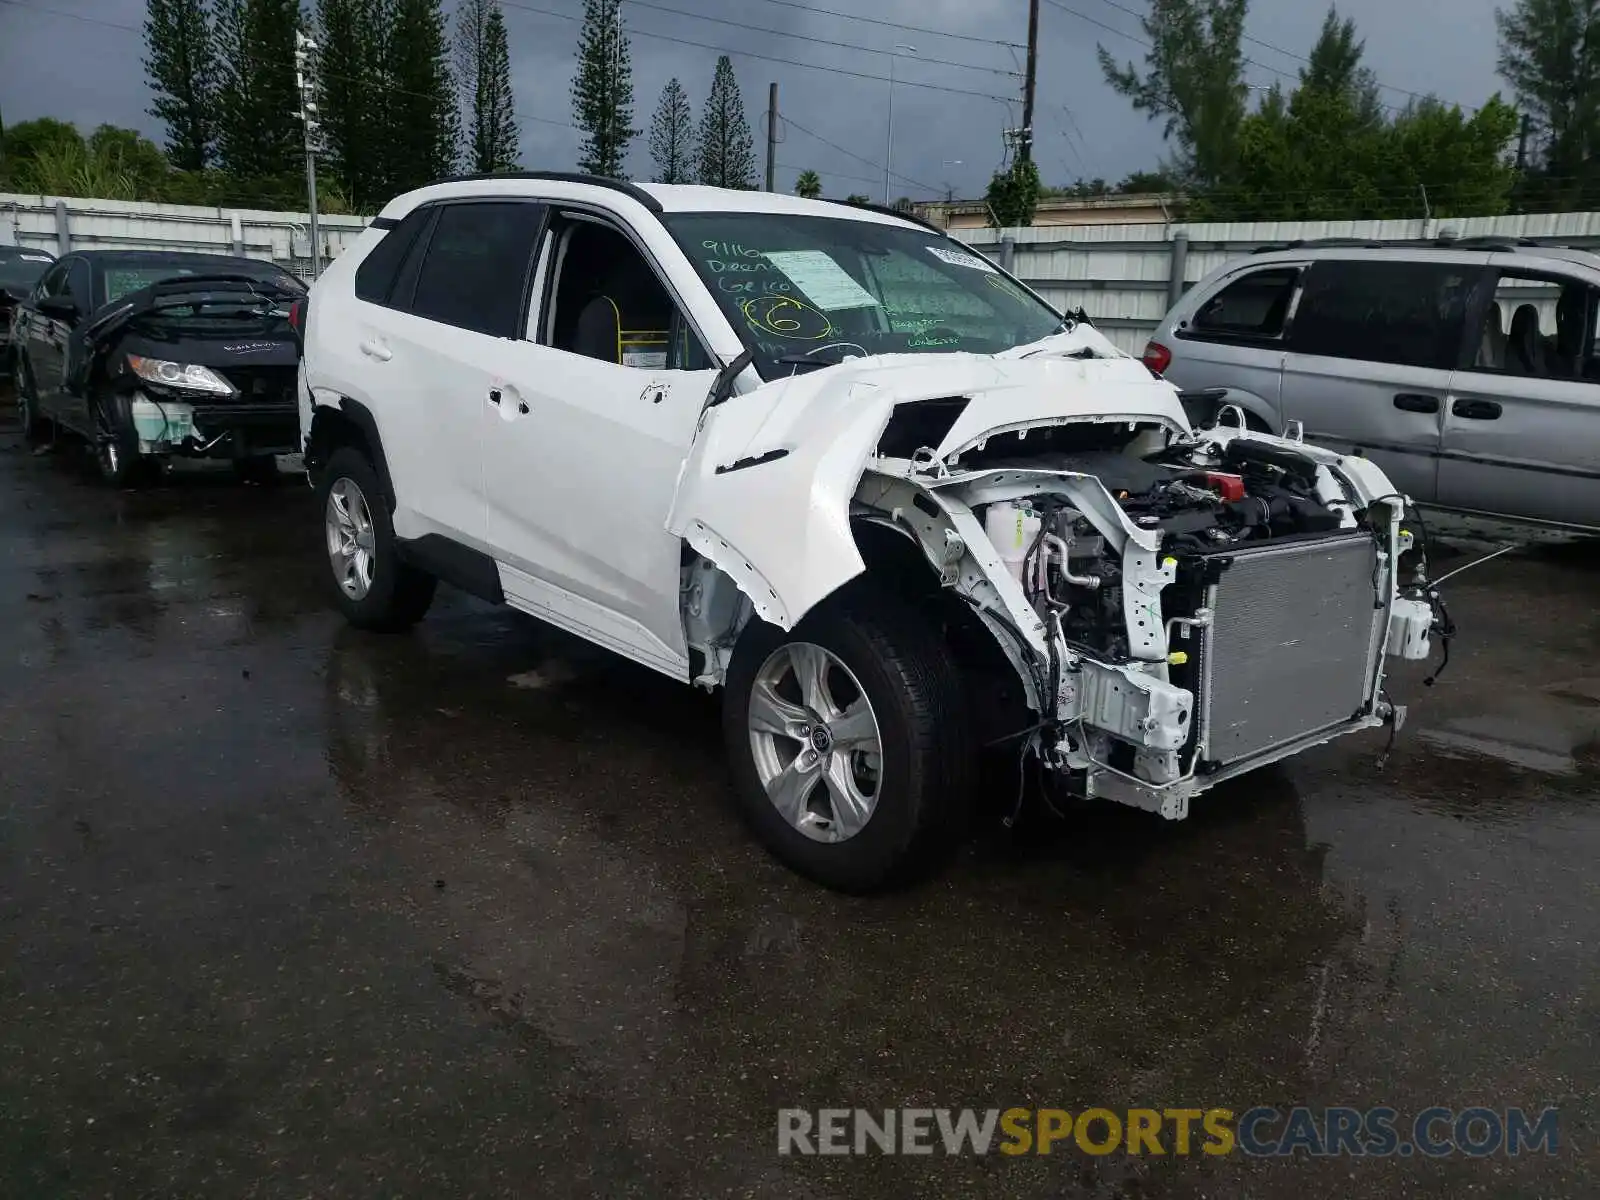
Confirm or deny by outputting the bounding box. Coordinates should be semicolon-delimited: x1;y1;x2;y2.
670;320;1444;824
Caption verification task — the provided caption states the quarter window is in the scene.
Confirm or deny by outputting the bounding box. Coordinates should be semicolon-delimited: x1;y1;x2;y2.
1289;260;1474;369
355;208;432;304
408;202;545;337
1189;268;1300;338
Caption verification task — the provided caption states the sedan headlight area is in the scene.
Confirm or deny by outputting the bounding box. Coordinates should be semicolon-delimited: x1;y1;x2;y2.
126;354;237;396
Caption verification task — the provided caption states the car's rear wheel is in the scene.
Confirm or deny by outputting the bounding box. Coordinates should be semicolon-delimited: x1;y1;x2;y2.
722;583;973;892
14;354;48;443
317;445;436;631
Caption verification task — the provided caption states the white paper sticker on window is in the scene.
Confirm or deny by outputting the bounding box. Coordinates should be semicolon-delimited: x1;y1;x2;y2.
622;349;668;370
762;250;880;311
927;246;997;274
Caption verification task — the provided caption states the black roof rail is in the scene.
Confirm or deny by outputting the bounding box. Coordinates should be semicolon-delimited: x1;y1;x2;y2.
1249;237;1390;253
834;197;945;234
423;170;664;213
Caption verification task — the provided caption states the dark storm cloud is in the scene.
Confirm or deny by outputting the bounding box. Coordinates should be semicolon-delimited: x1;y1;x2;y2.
0;0;1505;202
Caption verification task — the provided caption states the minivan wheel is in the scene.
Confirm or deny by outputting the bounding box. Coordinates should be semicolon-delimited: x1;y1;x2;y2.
722;583;973;892
316;445;436;631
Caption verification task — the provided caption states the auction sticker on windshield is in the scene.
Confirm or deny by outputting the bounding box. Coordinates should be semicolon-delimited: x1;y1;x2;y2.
763;250;881;311
927;246;997;274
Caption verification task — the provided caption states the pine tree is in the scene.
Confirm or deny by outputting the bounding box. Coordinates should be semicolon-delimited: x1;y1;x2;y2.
318;0;386;208
214;0;304;183
1497;0;1600;203
648;78;695;183
455;0;520;173
380;0;460;195
143;0;217;170
571;0;636;178
696;56;755;188
794;169;822;198
1300;6;1384;127
1097;0;1250;189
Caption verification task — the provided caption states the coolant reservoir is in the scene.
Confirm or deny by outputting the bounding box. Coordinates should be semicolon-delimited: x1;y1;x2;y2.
984;501;1042;585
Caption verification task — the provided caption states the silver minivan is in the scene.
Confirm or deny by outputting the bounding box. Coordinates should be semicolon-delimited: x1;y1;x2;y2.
1145;240;1600;531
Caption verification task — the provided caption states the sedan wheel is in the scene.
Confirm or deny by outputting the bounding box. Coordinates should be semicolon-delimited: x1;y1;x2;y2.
325;476;377;601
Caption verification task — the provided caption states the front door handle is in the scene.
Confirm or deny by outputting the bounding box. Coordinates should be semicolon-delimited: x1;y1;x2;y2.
1394;393;1440;413
1452;398;1503;420
358;339;392;362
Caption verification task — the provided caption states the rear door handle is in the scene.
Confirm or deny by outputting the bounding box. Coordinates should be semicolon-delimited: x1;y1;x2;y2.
1452;398;1503;420
358;339;392;362
1393;393;1440;413
488;387;529;415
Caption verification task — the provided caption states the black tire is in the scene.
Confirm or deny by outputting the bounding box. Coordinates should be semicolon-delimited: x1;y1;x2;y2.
234;455;281;485
92;393;152;488
14;353;49;443
315;445;436;631
722;582;974;892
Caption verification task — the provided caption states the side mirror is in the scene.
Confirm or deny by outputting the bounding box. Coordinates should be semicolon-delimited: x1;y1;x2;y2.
37;294;78;320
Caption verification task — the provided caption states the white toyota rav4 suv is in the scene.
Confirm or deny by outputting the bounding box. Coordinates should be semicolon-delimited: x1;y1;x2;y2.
299;172;1442;891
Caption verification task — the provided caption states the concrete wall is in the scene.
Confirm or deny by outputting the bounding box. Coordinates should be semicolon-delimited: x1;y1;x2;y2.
953;211;1600;355
0;193;375;279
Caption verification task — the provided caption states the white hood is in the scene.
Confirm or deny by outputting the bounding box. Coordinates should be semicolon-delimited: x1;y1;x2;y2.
666;345;1190;631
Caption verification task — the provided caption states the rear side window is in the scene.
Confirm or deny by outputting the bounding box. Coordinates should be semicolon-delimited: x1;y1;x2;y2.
1189;268;1300;338
407;201;545;337
355;209;430;304
1290;260;1474;369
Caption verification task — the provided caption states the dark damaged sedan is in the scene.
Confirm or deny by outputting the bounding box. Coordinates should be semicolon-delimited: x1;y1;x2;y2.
11;250;307;485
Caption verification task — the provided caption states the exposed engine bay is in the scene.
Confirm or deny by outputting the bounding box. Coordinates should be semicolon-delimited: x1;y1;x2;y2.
851;414;1445;820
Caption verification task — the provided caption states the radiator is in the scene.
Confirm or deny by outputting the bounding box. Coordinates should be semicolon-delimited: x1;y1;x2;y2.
1197;533;1383;768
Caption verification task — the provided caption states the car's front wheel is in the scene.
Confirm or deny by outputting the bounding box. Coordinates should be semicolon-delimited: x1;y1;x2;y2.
316;445;436;631
722;584;973;892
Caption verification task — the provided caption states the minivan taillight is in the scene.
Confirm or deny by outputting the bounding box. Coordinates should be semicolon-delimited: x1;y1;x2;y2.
1142;340;1172;376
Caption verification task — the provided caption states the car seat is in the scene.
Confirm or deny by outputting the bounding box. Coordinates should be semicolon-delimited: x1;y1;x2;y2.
571;256;673;368
1507;304;1546;376
1477;301;1506;368
1553;286;1589;376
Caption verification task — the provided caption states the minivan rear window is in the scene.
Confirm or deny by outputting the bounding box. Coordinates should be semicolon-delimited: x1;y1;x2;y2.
1189;268;1300;339
1290;260;1474;370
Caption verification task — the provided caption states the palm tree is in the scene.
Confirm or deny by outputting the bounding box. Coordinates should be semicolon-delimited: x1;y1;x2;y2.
794;169;822;199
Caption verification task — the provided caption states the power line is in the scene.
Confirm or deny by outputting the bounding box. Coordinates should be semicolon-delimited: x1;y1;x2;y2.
743;0;1026;50
1067;0;1475;113
614;0;1020;78
0;0;138;31
777;114;943;194
497;0;1016;103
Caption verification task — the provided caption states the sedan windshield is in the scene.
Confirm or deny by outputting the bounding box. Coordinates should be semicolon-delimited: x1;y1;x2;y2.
664;212;1062;379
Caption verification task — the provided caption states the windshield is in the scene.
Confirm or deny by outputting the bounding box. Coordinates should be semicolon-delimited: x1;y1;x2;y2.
663;212;1062;379
101;261;302;307
0;250;54;294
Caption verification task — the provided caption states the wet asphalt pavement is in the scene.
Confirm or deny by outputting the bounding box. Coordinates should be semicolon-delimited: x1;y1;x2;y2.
0;403;1596;1200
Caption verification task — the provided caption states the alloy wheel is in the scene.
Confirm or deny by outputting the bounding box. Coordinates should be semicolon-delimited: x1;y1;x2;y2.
747;641;884;843
325;476;376;600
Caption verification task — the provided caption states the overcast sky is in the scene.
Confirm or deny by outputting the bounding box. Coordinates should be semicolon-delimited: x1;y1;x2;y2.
0;0;1507;202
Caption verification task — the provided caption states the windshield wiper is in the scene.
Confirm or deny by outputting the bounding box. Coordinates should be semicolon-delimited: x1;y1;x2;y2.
775;354;841;374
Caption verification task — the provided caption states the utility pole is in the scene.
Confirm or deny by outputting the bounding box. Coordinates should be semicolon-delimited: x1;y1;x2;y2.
1515;113;1531;173
1020;0;1039;164
294;31;324;279
766;83;778;192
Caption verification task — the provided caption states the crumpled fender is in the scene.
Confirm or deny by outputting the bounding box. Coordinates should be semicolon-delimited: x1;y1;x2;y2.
666;351;1192;631
665;375;897;630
